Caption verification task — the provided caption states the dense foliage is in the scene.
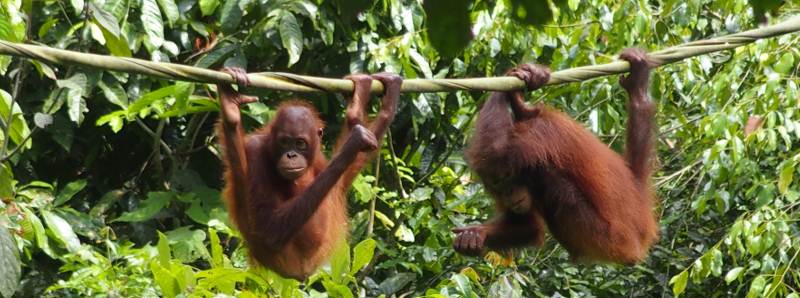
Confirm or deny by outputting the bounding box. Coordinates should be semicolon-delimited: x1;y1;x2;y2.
1;0;799;297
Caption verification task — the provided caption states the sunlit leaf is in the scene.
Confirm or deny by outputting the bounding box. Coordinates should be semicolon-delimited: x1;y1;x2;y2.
670;271;689;297
141;0;165;48
42;210;81;252
157;0;180;26
329;239;350;284
351;238;376;275
747;275;767;298
89;2;121;37
778;162;794;194
200;0;220;16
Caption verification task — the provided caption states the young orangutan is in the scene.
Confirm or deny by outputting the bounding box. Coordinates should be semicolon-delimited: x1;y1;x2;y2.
216;68;401;279
454;48;659;264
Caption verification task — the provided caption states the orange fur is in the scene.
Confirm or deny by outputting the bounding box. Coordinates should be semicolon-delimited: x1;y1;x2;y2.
456;61;659;264
218;103;350;279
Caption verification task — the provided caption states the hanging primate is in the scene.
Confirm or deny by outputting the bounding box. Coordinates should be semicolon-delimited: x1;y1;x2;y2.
454;48;659;264
216;68;401;279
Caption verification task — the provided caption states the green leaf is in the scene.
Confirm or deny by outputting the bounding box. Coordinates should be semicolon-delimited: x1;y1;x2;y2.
103;0;130;20
98;78;129;108
423;0;472;59
322;280;354;298
150;260;179;298
208;228;223;268
394;224;415;242
140;0;165;48
670;271;689;297
99;24;132;57
42;210;81;252
157;231;171;265
55;73;89;96
0;163;14;198
156;0;180;26
775;53;795;74
755;184;775;208
747;276;767;298
23;208;53;257
507;0;553;27
278;12;303;66
194;44;237;68
89;2;121;37
54;179;87;206
778;162;794;194
749;0;786;21
126;84;178;116
489;275;522;298
95;111;126;133
378;272;415;295
329;239;351;284
451;273;473;296
199;0;219;16
220;0;242;34
725;267;744;284
70;0;84;14
65;88;86;124
113;191;173;222
0;227;21;298
28;60;57;80
567;0;580;11
0;89;31;148
164;227;208;262
350;238;376;275
374;211;395;228
152;232;181;297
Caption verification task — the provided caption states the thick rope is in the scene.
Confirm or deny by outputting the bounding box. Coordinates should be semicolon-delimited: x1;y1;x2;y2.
1;16;798;94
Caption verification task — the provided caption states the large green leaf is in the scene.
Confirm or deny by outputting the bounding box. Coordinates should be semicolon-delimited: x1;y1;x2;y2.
507;0;553;26
70;0;84;14
220;0;242;34
65;88;86;125
0;227;20;298
0;163;14;198
350;238;376;275
98;24;133;57
0;89;30;148
328;239;350;284
89;2;121;37
156;0;180;26
41;210;81;252
670;271;689;297
22;208;53;257
423;0;472;59
199;0;219;16
140;0;165;48
278;11;303;67
379;272;415;295
97;78;129;108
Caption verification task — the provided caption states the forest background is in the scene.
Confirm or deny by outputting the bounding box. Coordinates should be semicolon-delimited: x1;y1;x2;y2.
1;0;799;297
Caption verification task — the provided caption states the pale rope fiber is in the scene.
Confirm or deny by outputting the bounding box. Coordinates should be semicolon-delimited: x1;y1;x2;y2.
0;16;798;94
